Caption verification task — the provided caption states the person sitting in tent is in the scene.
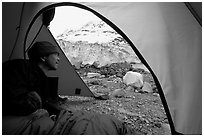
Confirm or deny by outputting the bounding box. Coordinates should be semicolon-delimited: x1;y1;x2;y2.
3;41;67;116
2;41;130;135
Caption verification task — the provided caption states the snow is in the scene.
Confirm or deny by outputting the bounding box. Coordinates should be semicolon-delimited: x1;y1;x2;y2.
57;20;121;44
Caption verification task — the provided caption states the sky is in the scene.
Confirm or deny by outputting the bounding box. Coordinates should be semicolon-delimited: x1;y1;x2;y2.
49;6;101;38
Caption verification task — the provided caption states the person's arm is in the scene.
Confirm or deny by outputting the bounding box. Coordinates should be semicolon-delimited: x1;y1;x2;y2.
12;91;42;115
3;60;42;115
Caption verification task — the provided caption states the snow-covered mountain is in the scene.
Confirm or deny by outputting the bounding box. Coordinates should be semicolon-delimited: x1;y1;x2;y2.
56;20;140;67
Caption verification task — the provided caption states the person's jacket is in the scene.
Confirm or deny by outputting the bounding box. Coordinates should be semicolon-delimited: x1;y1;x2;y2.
3;59;50;116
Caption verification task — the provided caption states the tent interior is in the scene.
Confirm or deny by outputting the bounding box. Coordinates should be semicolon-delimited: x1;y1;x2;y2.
2;2;202;135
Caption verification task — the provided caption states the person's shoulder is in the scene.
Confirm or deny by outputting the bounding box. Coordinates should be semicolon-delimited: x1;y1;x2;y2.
3;59;30;68
3;58;29;64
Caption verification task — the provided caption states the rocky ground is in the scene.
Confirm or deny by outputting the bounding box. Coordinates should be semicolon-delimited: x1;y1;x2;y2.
60;62;171;135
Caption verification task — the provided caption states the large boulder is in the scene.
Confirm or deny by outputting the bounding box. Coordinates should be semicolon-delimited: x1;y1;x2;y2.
123;71;143;88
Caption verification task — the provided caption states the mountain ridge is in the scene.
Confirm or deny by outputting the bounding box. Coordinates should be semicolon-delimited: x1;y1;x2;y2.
56;20;140;67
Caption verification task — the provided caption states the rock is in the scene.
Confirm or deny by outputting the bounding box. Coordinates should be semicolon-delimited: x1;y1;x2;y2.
118;108;140;117
99;75;106;78
125;85;135;92
92;61;100;68
116;72;123;78
109;75;117;79
153;93;159;97
110;89;125;98
87;72;101;78
131;63;150;72
89;80;101;85
123;71;144;88
112;77;123;83
74;61;82;70
161;123;171;135
142;82;153;93
94;94;109;100
155;122;162;128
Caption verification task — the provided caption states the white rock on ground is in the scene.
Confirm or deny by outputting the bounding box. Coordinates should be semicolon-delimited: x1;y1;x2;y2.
123;71;144;88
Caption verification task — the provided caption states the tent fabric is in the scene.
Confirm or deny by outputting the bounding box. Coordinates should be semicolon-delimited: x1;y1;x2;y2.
2;2;202;135
84;3;202;134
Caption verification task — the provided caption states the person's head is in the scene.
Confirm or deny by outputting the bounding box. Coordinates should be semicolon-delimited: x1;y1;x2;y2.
28;41;60;70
